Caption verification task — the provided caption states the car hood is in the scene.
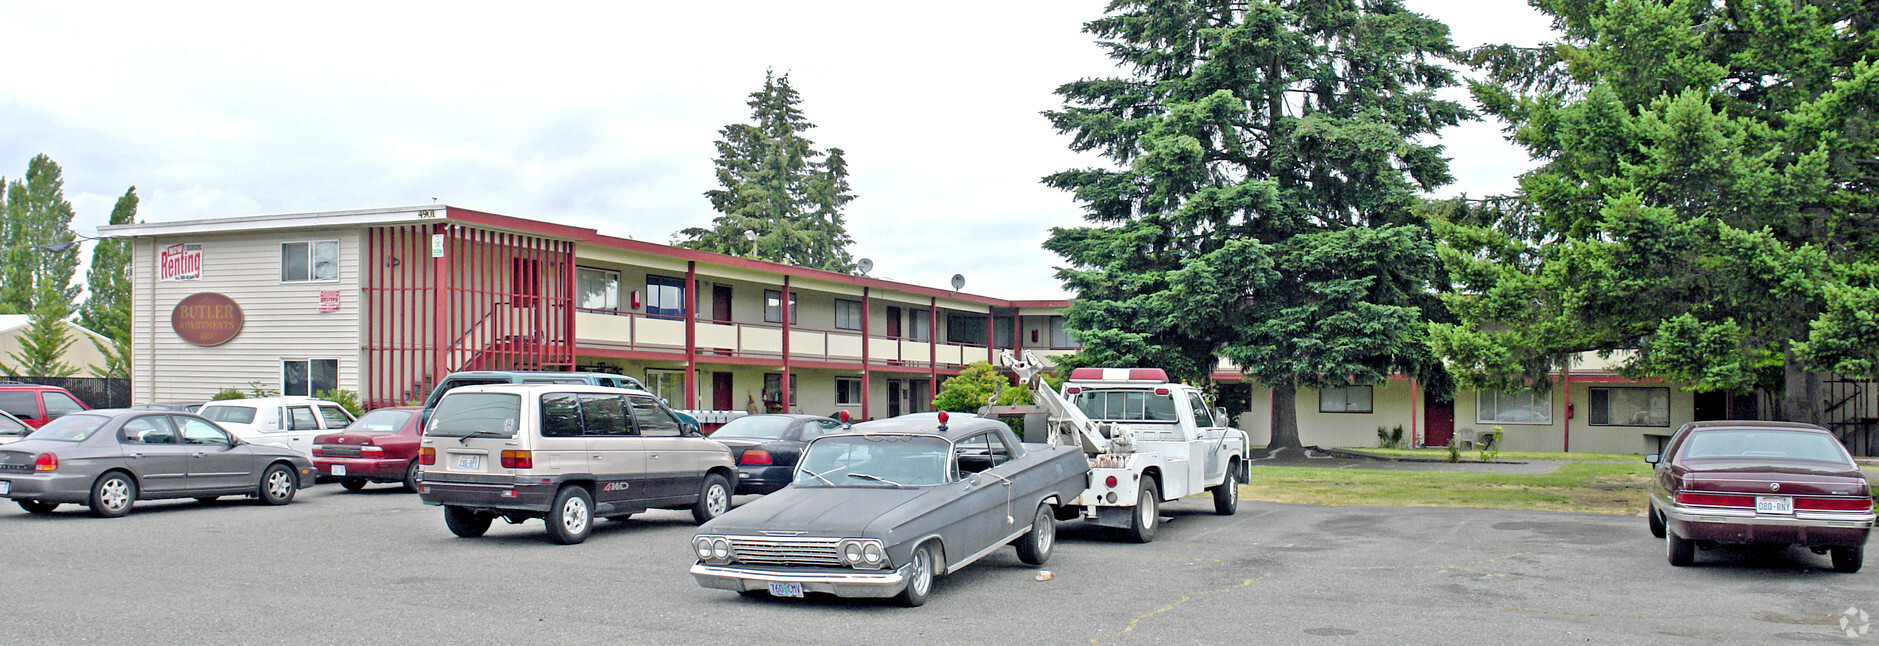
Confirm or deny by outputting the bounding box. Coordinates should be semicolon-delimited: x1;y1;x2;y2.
703;485;940;536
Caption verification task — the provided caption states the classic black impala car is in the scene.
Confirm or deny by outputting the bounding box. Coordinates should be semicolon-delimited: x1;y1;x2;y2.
691;412;1089;606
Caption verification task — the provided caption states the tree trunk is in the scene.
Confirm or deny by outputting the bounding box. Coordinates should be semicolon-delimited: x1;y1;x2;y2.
1781;344;1824;425
1268;379;1303;449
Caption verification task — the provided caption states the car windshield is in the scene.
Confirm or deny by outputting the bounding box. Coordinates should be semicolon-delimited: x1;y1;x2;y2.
0;414;27;436
1681;429;1852;463
1072;388;1179;423
27;414;109;442
347;409;414;434
710;416;794;440
199;405;258;424
794;435;951;487
426;393;520;438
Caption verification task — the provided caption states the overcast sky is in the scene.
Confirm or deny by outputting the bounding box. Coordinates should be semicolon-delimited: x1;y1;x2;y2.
1;1;1554;300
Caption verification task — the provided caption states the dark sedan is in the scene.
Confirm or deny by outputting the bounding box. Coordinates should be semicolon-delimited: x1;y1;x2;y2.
0;409;316;517
312;406;423;492
1648;420;1874;571
709;414;843;494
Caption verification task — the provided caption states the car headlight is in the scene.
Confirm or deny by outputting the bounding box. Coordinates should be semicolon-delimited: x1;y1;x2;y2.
712;538;732;560
837;539;886;570
862;542;885;565
694;537;715;560
843;541;864;564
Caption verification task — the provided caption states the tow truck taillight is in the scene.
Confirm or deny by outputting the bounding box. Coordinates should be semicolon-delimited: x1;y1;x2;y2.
1675;492;1755;508
33;452;57;471
419;447;436;465
500;450;532;469
740;450;772;466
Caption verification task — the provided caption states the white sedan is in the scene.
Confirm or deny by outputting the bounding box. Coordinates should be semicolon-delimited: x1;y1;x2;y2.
196;397;356;458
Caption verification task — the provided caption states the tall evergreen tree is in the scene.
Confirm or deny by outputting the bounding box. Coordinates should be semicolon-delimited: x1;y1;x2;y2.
1432;0;1879;425
678;71;857;272
81;187;138;378
2;285;78;378
1045;0;1469;448
0;154;80;313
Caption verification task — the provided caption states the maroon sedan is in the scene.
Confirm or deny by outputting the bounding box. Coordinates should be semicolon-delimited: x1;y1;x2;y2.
1648;420;1874;572
312;406;423;492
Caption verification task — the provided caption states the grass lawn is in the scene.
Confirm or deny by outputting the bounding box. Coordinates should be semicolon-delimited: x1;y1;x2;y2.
1240;462;1654;516
1343;447;1647;462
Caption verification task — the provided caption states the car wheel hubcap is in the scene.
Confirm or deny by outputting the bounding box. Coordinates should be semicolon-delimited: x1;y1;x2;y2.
707;484;729;516
102;480;129;510
1142;496;1156;529
911;549;931;595
1037;512;1054;554
563;498;588;534
268;471;290;498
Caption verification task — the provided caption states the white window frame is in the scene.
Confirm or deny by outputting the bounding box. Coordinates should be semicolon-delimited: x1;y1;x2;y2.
576;266;620;311
1588;387;1671;427
1477;389;1553;425
835;299;863;331
282;359;339;397
281;240;340;283
1318;385;1373;414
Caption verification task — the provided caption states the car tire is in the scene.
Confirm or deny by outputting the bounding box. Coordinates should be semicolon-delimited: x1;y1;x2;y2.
1666;529;1695;567
18;500;58;514
1122;479;1159;544
1015;503;1056;566
692;473;732;525
894;542;939;608
88;471;138;518
443;505;491;538
258;463;297;505
340;477;368;492
546;486;594;545
1647;502;1665;539
1832;545;1864;573
401;460;422;493
1212;468;1239;516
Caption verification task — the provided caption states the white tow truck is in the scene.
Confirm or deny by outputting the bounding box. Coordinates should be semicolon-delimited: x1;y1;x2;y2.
997;350;1250;543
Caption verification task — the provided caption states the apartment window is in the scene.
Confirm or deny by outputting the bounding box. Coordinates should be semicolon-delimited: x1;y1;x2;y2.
994;317;1014;348
946;313;985;344
764;290;798;325
576;267;620;310
1318;385;1374;413
1048;316;1077;348
763;373;798;409
1589;387;1670;427
1478;390;1552;425
646;275;685;319
836;377;862;405
282;359;338;397
281;241;339;282
835;299;863;330
909;309;931;341
644;369;686;405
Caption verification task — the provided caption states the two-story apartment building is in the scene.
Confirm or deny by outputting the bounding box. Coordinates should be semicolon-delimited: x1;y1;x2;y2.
101;205;1080;421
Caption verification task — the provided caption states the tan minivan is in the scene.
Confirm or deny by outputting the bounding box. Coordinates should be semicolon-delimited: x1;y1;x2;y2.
416;383;736;544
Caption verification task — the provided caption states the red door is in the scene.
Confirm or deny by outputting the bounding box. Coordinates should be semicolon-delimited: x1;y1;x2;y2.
712;285;732;322
885;306;902;338
1423;399;1455;447
712;372;733;410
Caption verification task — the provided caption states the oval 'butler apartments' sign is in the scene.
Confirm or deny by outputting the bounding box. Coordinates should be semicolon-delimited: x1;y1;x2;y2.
173;293;244;346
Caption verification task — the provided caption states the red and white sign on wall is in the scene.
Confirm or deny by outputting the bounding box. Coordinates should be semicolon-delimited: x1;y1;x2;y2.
158;243;203;281
319;290;340;312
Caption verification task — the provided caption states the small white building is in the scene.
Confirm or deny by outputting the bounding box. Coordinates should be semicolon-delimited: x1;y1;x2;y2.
0;314;115;377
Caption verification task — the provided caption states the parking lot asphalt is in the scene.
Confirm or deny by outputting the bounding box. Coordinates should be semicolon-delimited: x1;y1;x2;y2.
3;482;1873;645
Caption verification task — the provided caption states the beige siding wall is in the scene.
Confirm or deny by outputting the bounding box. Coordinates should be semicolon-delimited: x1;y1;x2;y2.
1451;382;1692;454
0;321;113;376
131;229;363;403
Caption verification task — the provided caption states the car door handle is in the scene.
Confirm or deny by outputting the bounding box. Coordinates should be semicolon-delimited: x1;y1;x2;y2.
128;452;144;459
192;452;207;458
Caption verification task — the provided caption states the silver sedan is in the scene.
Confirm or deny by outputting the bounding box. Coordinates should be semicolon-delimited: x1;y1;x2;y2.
0;409;316;517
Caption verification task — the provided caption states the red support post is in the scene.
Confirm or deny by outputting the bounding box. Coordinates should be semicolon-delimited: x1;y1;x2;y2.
780;276;791;414
684;261;698;409
861;287;871;421
927;297;938;411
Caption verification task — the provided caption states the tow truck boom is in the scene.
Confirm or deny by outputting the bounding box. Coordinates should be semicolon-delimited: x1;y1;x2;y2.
998;349;1133;455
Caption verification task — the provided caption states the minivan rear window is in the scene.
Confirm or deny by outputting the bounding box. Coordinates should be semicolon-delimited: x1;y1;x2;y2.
0;391;37;418
428;393;521;438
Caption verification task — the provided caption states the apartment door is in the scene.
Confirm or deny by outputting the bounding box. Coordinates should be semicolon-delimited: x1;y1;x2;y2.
885;306;902;338
712;372;733;410
887;381;902;417
712;285;732;322
1423;398;1455;448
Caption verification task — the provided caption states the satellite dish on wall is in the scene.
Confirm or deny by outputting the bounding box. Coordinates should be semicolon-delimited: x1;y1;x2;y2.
857;258;874;276
951;274;966;291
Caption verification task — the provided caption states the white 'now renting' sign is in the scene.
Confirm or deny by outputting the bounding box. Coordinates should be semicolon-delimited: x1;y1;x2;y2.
158;243;202;281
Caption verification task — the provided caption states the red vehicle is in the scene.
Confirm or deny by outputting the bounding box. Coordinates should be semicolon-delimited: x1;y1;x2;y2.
0;382;90;429
1648;420;1874;572
312;406;423;492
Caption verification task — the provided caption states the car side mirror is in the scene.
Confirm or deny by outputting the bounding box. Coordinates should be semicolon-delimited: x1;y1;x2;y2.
1644;454;1659;464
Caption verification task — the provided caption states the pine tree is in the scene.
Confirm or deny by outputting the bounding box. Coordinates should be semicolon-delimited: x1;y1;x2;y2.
678;71;857;272
0;155;80;313
1044;0;1468;448
2;285;77;378
1434;0;1879;424
81;187;138;378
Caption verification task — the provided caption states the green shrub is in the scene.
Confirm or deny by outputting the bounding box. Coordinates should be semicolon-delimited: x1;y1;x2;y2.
245;381;279;398
211;387;246;401
314;388;364;417
1478;426;1504;462
1446;434;1462;463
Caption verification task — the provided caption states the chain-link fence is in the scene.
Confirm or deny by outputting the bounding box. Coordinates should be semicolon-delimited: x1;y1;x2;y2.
1;376;132;409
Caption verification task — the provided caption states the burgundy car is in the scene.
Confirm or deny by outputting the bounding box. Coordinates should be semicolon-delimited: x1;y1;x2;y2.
312;406;423;492
1648;420;1874;572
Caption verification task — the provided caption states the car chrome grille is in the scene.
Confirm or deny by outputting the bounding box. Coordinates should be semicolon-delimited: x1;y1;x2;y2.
727;536;843;567
319;445;362;458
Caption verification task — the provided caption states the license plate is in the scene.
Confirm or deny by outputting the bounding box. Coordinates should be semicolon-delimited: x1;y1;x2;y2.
456;455;481;470
330;464;346;477
768;582;804;598
0;480;9;495
1757;496;1793;514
